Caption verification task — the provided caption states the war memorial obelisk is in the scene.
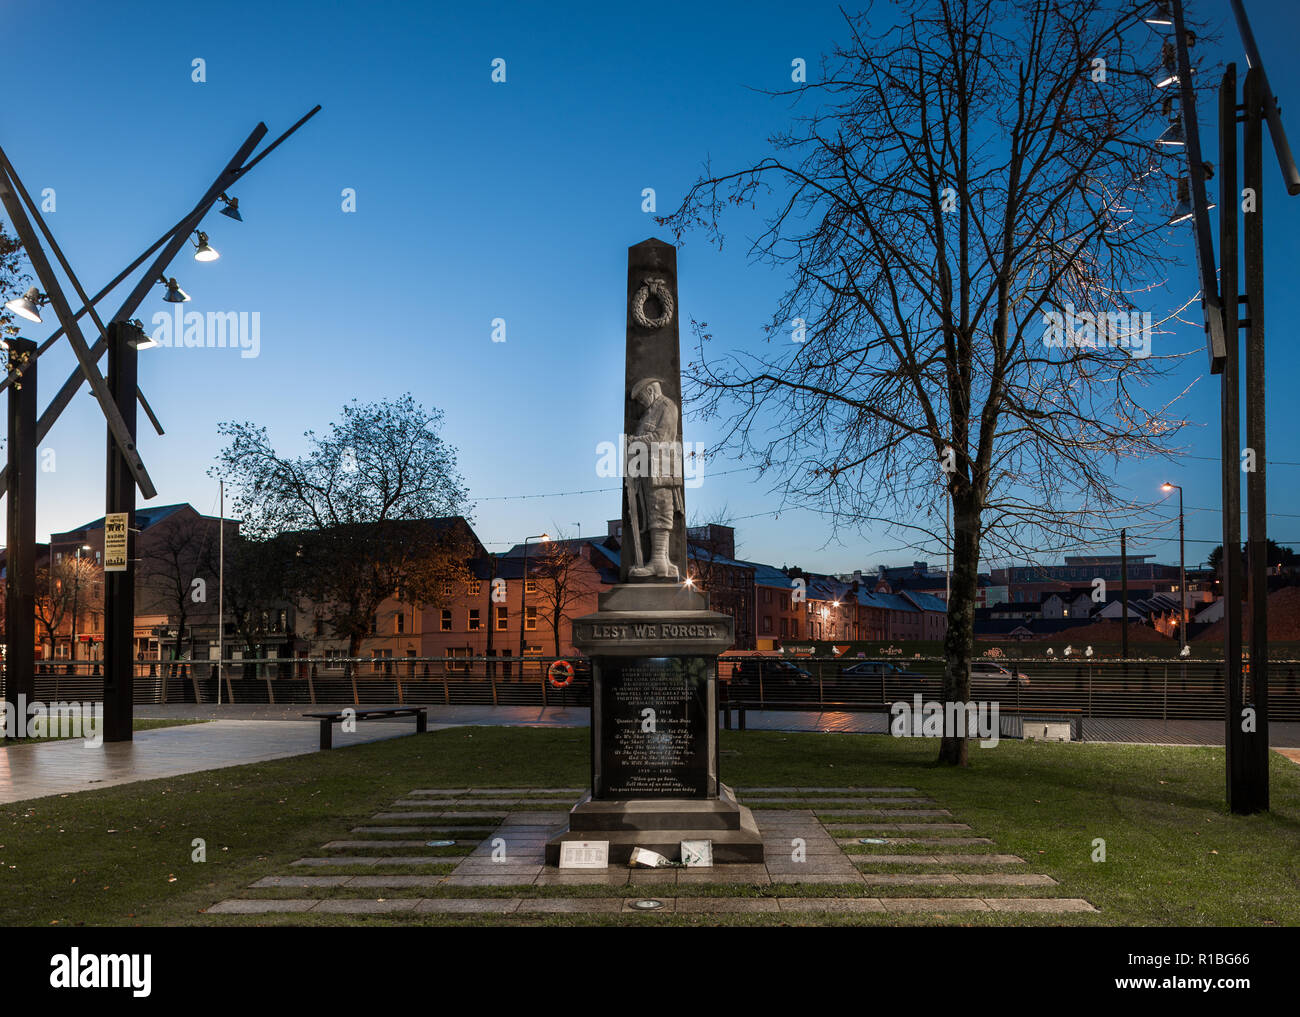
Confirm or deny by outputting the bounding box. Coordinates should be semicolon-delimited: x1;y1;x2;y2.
545;238;764;865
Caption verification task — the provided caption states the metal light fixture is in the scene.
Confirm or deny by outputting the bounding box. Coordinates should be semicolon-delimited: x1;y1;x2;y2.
4;286;43;324
126;318;158;351
1156;117;1186;147
159;276;190;303
1168;178;1194;224
218;193;242;222
1143;1;1173;26
1156;42;1178;88
192;230;220;262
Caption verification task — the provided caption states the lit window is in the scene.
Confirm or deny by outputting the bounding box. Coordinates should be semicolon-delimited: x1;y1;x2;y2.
525;606;538;631
468;609;481;631
495;606;508;631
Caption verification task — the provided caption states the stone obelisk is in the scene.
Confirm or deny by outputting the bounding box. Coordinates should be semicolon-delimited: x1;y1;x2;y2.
545;239;764;865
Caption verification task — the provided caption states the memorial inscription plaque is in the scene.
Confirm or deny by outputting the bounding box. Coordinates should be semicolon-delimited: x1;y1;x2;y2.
597;656;713;799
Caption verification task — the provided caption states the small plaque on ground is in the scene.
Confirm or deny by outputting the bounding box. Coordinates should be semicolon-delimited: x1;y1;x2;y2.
681;840;713;867
559;840;610;869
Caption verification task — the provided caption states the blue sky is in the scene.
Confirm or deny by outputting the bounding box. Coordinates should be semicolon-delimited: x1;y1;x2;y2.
6;0;1300;574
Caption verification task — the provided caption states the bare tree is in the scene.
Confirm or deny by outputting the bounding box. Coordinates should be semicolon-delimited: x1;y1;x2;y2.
137;512;220;663
215;394;475;661
663;0;1199;763
35;557;99;661
532;536;603;657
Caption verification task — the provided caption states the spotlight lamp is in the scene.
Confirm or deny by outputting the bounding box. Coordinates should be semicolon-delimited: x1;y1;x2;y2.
192;230;220;262
217;193;242;221
159;276;190;303
1168;178;1193;225
4;286;44;324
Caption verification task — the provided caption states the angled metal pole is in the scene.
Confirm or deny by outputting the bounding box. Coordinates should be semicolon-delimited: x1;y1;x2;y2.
1229;0;1300;195
0;166;157;498
1172;0;1228;372
0;122;269;501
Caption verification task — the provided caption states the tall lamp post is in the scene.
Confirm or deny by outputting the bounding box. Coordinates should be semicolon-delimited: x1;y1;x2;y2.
1161;483;1186;654
68;543;91;669
519;533;549;662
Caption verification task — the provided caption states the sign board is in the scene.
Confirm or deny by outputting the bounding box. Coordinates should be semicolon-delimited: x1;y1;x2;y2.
681;840;713;867
558;840;609;869
103;512;129;572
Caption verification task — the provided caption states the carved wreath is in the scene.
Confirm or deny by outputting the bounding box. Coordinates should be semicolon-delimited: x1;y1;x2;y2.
631;276;674;330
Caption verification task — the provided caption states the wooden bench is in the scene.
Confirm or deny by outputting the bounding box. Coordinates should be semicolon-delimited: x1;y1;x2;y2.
303;707;428;749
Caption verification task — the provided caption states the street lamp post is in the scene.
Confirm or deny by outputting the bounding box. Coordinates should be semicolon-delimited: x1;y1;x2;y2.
69;543;91;670
1161;483;1186;654
519;534;549;662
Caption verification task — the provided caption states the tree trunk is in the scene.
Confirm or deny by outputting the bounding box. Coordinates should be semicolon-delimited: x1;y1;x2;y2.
939;488;982;766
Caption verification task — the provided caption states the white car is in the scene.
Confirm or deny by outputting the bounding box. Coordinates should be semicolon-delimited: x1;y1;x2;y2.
970;661;1030;686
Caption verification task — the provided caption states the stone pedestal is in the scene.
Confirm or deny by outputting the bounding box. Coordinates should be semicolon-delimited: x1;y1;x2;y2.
544;583;765;865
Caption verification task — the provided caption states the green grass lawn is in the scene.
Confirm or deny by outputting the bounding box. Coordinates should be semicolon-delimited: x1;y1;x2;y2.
0;717;207;747
1;726;1297;926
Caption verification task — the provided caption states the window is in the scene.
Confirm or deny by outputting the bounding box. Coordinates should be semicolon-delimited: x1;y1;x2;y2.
396;613;405;633
779;617;788;637
466;580;482;596
447;647;470;673
524;579;538;595
440;610;452;632
495;606;508;631
525;606;538;631
314;618;324;637
763;588;772;605
791;620;799;639
440;581;454;597
468;609;481;631
762;616;773;634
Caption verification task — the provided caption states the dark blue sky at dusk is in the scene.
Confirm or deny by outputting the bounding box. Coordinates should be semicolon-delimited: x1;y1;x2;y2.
6;0;1300;575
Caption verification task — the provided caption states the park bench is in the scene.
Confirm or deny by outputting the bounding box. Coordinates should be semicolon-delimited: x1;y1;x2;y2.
303;706;428;750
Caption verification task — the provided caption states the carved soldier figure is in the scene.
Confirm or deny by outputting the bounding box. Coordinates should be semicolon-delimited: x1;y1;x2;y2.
626;376;684;579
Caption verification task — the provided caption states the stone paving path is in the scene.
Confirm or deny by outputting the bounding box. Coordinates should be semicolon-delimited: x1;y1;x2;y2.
206;786;1096;920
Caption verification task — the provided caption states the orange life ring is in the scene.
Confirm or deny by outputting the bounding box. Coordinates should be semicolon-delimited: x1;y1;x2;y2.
548;660;574;688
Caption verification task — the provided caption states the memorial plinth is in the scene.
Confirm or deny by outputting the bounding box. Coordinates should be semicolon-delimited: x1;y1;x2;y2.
544;583;765;864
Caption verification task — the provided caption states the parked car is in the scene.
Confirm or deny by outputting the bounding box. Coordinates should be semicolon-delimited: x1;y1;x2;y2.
970;661;1030;686
729;659;815;694
837;660;926;680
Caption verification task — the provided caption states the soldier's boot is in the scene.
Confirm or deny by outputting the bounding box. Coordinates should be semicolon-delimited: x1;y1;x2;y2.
650;530;679;579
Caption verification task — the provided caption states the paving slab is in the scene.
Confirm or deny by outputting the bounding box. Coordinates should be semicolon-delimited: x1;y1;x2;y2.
441;873;538;886
346;875;448;888
777;897;888;912
250;875;352;888
206;899;320;914
352;827;493;835
882;898;992;912
675;898;781;913
953;874;1058;886
859;873;961;885
325;840;454;849
535;870;632;886
516;898;625;913
292;857;380;867
983;898;1096;912
855;854;1023;865
413;898;522;913
739;787;917;793
766;872;865;885
836;837;993;847
314;899;420;914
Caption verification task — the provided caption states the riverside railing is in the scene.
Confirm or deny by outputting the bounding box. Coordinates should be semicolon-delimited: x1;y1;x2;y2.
0;656;1295;722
